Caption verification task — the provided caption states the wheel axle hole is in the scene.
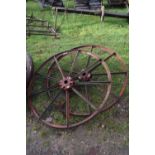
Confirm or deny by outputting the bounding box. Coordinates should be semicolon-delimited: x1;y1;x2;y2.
64;80;68;84
82;73;86;76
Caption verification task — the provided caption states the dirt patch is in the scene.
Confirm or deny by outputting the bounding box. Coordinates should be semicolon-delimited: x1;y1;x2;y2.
27;97;129;155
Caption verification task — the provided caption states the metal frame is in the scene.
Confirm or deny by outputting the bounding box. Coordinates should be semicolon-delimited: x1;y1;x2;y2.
26;15;58;37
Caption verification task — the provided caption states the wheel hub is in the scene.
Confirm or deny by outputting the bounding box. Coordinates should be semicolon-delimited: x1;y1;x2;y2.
59;76;74;90
78;71;92;81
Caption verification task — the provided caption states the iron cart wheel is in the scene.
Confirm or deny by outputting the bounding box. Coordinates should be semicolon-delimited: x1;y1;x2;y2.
71;45;128;112
27;45;128;129
28;48;113;128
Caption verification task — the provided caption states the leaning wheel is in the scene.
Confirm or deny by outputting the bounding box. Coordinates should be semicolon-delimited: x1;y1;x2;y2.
28;48;112;128
71;45;128;112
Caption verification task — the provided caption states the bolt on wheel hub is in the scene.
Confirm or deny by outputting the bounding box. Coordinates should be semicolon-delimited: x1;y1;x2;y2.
59;76;74;90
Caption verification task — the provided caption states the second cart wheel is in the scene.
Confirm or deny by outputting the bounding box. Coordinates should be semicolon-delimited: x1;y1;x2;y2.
70;45;128;112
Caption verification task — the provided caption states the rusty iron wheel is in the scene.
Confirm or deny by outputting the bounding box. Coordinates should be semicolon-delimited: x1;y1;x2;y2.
70;45;128;112
28;47;113;129
27;45;128;129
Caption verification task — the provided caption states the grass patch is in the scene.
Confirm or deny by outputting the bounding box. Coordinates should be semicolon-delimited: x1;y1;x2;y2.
27;1;128;69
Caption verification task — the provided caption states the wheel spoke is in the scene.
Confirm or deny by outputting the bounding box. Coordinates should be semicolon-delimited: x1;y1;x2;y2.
54;56;65;78
85;46;94;68
63;69;78;75
72;87;96;110
39;90;63;120
84;85;92;114
65;90;70;127
76;81;111;86
92;71;127;76
30;84;59;97
86;59;102;73
36;73;58;81
104;52;116;61
72;59;102;80
69;50;80;75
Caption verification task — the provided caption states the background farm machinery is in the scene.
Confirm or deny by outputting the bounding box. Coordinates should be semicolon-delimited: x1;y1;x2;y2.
26;0;128;38
39;0;128;8
26;14;58;37
39;0;129;20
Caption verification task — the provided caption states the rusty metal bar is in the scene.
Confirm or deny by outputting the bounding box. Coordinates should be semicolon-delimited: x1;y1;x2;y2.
26;19;47;23
87;59;102;72
92;71;127;76
26;32;57;36
30;85;59;97
54;56;65;78
26;30;53;33
104;52;116;61
72;87;97;110
76;81;111;85
65;90;70;127
85;46;94;68
26;15;58;37
69;50;80;76
27;24;50;28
